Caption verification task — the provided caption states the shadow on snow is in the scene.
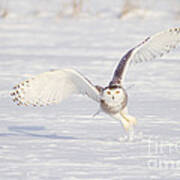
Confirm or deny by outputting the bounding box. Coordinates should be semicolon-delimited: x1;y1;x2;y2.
2;125;79;140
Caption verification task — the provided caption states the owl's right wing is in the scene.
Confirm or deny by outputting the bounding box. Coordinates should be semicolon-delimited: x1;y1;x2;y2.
110;28;180;86
10;69;101;106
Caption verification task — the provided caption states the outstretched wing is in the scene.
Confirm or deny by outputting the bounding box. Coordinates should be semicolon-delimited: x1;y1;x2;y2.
10;69;100;106
110;28;180;86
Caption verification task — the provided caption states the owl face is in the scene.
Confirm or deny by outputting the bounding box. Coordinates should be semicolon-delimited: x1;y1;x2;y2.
101;87;125;104
100;86;127;114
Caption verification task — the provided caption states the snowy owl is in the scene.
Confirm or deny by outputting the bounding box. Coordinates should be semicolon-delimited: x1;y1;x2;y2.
10;28;180;131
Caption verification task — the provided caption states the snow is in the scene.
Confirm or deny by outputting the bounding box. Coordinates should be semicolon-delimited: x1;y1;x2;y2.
0;1;180;179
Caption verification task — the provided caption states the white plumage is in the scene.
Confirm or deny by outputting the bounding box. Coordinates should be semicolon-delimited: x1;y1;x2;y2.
11;69;100;106
134;28;180;63
10;28;180;131
111;28;180;84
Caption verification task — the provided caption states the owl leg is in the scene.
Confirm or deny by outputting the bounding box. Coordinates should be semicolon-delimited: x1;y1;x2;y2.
111;107;136;131
112;112;131;131
120;107;137;130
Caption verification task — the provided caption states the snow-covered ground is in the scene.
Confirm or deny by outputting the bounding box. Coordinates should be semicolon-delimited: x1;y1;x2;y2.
0;1;180;179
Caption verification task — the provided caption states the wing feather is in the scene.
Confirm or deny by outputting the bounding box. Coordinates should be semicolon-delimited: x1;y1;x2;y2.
10;69;100;106
110;27;180;85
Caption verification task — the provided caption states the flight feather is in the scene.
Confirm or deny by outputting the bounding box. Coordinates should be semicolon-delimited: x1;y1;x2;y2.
110;27;180;86
10;69;100;106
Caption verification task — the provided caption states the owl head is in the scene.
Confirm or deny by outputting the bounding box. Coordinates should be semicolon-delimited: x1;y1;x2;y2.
101;85;126;104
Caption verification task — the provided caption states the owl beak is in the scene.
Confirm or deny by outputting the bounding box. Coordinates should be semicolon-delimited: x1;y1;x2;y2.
112;96;115;100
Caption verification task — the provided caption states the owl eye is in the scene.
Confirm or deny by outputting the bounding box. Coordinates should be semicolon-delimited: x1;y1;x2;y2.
107;91;111;95
115;90;120;94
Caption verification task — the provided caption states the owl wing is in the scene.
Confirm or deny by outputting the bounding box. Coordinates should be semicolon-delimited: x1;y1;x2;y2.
10;69;101;106
110;28;180;86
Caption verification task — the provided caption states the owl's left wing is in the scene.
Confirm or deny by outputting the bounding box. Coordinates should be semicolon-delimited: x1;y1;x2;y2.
110;28;180;86
10;69;100;106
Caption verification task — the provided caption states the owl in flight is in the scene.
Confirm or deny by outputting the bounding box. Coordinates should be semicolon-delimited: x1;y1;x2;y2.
11;28;180;131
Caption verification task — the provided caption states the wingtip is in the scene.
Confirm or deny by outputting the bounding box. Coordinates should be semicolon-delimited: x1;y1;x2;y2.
169;27;180;33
